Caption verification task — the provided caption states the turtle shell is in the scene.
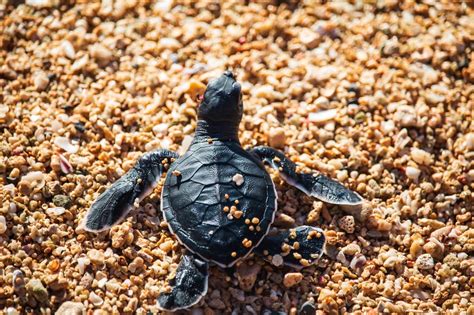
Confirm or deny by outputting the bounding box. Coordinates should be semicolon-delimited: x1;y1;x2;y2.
161;141;277;267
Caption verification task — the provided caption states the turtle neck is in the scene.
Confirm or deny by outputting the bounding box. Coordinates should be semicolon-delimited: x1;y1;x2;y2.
193;120;240;143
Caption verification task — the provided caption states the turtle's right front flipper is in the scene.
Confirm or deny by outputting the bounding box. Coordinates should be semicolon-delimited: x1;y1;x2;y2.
82;149;178;232
157;254;209;312
250;146;363;206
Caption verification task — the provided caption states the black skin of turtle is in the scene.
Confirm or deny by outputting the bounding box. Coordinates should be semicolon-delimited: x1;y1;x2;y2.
81;71;363;312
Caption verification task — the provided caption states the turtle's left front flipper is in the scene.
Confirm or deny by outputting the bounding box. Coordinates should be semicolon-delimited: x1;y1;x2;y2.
82;149;178;232
157;254;209;312
250;146;363;206
256;226;326;268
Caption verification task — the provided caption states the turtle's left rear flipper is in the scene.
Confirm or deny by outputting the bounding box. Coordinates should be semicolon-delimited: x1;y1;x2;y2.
256;226;325;268
157;254;209;312
81;149;178;232
250;146;363;206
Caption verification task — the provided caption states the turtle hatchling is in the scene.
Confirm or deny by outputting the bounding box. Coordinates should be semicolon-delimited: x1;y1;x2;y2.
82;71;363;311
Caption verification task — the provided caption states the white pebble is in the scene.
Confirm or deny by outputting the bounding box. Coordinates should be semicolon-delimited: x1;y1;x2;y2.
406;166;421;181
77;257;90;274
232;173;244;186
21;171;46;190
61;40;75;59
88;291;104;306
46;207;66;216
380;120;395;134
465;133;474;151
54;137;79;154
271;254;284;267
0;216;6;234
26;0;54;8
33;71;49;91
308;109;338;124
90;44;113;62
411;148;433;165
416;253;434;270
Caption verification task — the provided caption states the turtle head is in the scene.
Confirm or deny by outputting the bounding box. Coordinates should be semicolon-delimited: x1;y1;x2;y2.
198;71;243;124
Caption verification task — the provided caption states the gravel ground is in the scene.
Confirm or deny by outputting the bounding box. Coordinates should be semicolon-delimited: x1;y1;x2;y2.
1;1;473;314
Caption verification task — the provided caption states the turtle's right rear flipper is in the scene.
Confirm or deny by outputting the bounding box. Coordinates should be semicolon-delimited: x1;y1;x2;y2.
256;226;326;268
81;149;178;232
157;254;209;312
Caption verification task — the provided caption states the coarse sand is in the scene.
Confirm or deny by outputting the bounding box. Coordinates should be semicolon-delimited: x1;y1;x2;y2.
0;1;473;314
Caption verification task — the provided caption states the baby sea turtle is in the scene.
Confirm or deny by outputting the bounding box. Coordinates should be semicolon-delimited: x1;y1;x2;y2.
81;71;363;311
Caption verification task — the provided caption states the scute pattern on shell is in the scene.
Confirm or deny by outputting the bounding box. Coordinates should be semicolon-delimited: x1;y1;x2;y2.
162;141;276;267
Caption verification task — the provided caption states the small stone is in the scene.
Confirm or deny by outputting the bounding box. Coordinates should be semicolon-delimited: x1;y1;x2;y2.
208;298;226;310
229;287;245;302
128;257;145;273
87;249;104;265
232;173;244;186
299;300;316;315
275;213;296;227
61;40;75;59
338;215;355;233
111;223;134;248
308;109;338;124
283;272;303;288
411;148;433;166
88;291;104;306
33;71;49;91
26;279;49;303
46;207;66;216
271;254;284;267
159;240;174;253
268;127;286;149
299;28;320;49
465;133;474;151
54;137;79;154
0;216;6;234
56;301;85;315
236;262;261;291
405;166;421;181
90;44;113;63
26;0;56;8
415;253;434;270
53;195;72;208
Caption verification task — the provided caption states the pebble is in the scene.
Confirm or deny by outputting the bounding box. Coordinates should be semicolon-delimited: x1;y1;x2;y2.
53;194;72;208
465;133;474;151
54;137;79;154
26;0;55;8
283;272;303;288
271;254;284;267
308;109;338;124
0;215;6;234
33;71;49;91
89;291;104;306
46;207;66;216
87;249;105;265
236;262;261;292
416;254;435;270
56;301;85;315
411;148;433;166
405;166;421;181
338;215;355;233
26;279;49;303
232;173;244;186
298;300;316;315
61;40;75;59
90;44;113;63
268;127;286;149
